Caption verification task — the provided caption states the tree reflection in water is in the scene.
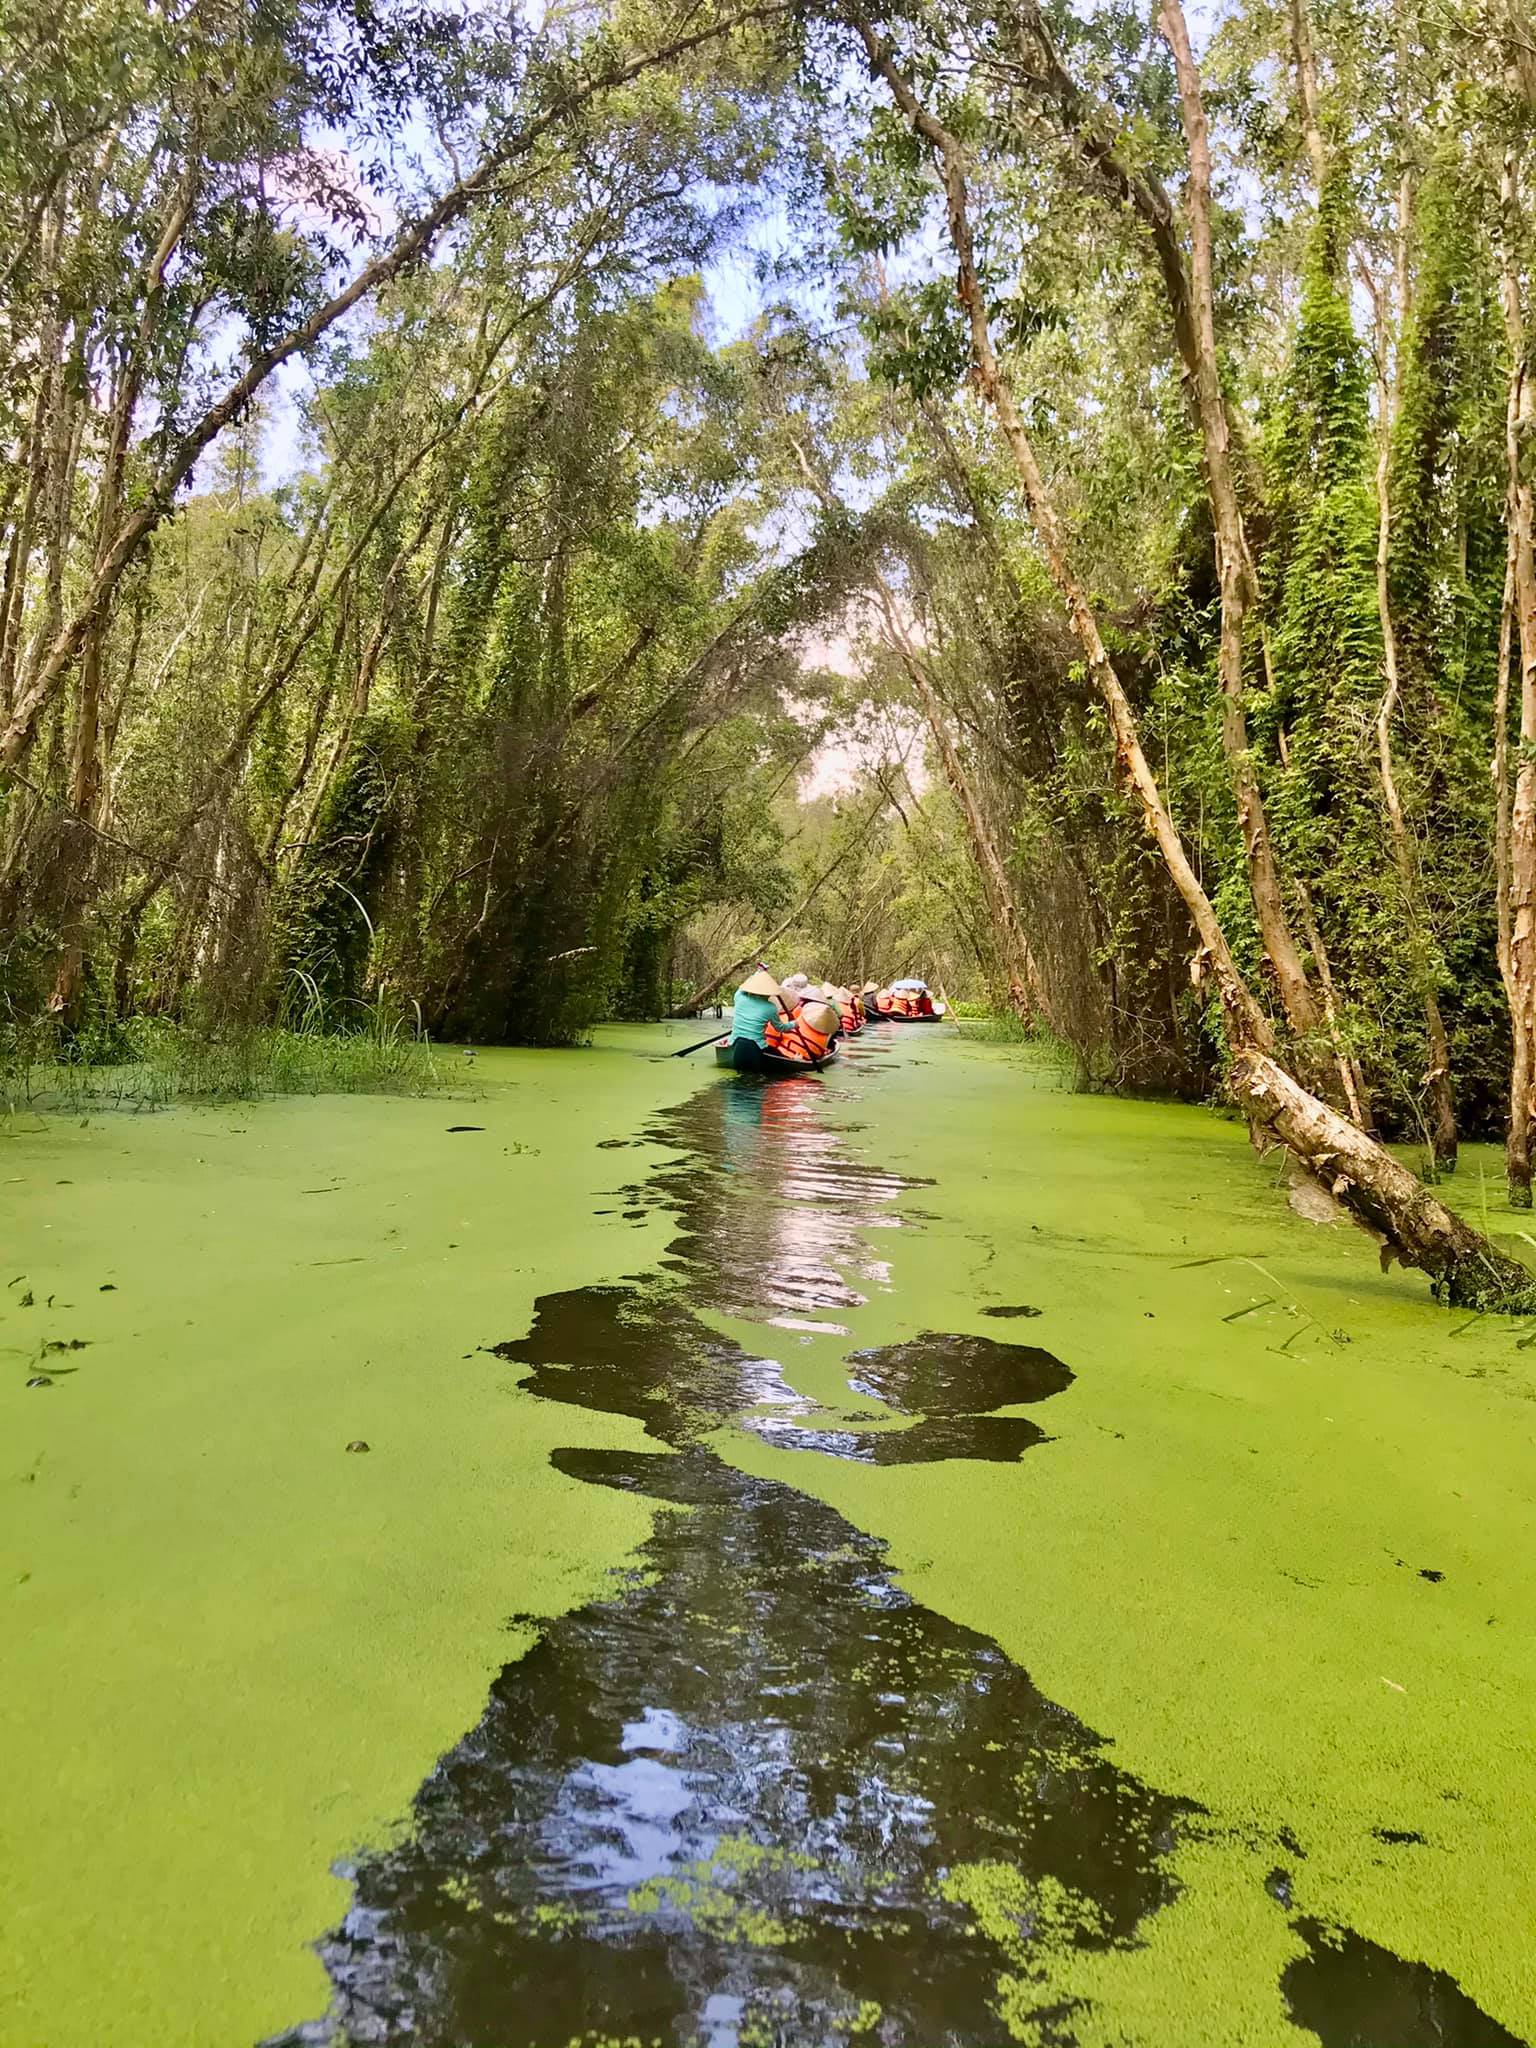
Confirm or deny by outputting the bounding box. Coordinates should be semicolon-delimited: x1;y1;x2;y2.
266;1072;1528;2048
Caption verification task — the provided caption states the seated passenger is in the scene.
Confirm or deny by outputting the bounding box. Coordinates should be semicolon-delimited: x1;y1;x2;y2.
834;986;861;1035
765;998;838;1063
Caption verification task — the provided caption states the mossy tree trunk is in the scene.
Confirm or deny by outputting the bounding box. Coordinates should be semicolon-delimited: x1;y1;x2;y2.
1501;153;1536;1205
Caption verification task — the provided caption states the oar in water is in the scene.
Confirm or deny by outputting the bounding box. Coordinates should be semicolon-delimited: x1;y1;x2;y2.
670;1029;726;1058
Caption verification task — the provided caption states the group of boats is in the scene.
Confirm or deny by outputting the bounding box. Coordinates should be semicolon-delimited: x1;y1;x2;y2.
716;974;947;1078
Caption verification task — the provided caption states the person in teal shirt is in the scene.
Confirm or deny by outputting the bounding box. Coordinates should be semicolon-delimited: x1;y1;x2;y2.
728;967;791;1070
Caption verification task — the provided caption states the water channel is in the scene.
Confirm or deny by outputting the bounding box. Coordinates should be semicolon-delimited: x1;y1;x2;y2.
262;1031;1529;2048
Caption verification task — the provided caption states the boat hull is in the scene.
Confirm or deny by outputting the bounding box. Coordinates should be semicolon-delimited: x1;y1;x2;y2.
715;1038;839;1077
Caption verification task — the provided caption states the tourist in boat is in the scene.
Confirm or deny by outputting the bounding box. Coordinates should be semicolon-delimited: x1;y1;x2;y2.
858;981;880;1021
727;967;795;1073
834;986;862;1035
766;997;838;1064
781;972;811;1011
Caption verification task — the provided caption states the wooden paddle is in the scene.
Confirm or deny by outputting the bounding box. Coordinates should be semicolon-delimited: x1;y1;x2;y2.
670;1030;727;1058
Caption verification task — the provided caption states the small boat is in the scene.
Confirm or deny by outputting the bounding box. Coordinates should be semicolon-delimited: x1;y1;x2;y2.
866;1006;947;1024
715;1037;839;1077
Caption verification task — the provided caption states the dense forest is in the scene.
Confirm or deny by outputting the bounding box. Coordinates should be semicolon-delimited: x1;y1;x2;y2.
1;0;1534;1297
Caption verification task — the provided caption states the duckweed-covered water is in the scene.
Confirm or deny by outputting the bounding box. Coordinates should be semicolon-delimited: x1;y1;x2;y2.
5;1026;1535;2044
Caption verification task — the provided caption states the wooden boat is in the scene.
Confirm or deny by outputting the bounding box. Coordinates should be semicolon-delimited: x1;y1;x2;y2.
866;1006;947;1023
715;1037;839;1077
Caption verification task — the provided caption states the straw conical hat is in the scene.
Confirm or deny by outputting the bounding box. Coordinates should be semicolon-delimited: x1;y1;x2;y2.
800;1000;837;1035
739;967;781;998
861;981;878;994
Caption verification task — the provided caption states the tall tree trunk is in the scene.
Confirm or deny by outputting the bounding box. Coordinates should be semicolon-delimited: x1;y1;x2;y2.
1502;152;1536;1204
1287;0;1329;192
1010;0;1322;1046
1364;185;1459;1166
848;11;1535;1308
1155;0;1322;1047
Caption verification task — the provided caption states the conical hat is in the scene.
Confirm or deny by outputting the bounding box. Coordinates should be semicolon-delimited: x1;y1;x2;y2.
739;967;781;998
861;981;878;994
800;1000;837;1035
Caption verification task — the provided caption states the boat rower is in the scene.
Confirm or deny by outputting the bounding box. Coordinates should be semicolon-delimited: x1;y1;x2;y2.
726;967;795;1073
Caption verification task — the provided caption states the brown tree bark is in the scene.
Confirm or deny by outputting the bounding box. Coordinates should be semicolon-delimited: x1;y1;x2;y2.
847;10;1536;1307
50;174;201;1022
1287;0;1329;192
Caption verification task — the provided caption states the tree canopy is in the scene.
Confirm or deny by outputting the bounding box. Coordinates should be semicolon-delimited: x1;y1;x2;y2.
3;0;1536;1296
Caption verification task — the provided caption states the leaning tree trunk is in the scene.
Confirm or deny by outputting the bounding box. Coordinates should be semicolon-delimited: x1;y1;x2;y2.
1234;1051;1524;1305
781;421;1046;1026
907;660;1041;1027
850;11;1536;1309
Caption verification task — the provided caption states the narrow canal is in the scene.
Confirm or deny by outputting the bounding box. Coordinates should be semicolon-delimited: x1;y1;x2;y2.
266;1031;1528;2048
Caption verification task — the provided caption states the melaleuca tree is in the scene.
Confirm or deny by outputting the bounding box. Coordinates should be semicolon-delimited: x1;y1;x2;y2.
1261;172;1411;1123
1387;152;1511;1136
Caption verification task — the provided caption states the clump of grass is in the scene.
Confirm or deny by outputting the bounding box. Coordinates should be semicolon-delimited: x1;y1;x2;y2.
950;1006;1036;1043
948;1008;1092;1088
2;989;445;1115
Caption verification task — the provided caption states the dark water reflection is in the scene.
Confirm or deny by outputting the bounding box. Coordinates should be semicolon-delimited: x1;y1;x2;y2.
266;1062;1530;2047
1283;1922;1528;2047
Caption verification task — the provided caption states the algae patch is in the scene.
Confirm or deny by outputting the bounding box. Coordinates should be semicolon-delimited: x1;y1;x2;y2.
716;1037;1536;2040
0;1027;705;2048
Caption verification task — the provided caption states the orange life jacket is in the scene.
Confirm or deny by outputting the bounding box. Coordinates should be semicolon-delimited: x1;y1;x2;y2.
838;1000;860;1035
765;1013;832;1062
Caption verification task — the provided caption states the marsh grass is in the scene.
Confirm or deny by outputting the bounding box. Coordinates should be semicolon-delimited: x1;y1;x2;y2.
2;990;445;1114
948;1009;1098;1091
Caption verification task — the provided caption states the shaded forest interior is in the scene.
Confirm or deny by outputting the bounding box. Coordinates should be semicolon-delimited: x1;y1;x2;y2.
3;0;1536;1298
